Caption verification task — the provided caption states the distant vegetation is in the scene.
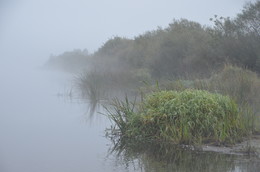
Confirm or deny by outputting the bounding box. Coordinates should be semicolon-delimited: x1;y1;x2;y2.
45;1;260;78
44;49;90;73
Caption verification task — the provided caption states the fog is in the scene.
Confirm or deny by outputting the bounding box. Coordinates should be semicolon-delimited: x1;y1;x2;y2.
0;0;252;67
0;0;257;172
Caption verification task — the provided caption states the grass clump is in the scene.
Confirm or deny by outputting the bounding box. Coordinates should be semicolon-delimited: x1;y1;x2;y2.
106;89;246;145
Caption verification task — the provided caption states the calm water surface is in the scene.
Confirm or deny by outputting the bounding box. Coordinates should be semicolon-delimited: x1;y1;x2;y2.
0;67;129;172
0;67;260;172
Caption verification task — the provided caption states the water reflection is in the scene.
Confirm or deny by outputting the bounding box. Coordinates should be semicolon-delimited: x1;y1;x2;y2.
106;138;260;172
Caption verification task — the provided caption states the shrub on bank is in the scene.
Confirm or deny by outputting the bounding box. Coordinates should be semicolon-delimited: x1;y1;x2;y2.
194;65;260;132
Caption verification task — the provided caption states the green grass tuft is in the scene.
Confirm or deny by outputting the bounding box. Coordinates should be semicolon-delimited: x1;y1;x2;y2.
106;89;247;145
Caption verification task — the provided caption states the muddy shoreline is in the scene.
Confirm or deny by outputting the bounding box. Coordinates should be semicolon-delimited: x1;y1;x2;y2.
201;135;260;158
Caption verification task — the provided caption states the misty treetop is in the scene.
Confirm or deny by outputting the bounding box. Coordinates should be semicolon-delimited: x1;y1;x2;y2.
44;49;91;72
45;1;260;78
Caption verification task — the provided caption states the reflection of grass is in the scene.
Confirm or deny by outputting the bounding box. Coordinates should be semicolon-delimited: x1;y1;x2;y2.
107;137;238;172
75;70;114;116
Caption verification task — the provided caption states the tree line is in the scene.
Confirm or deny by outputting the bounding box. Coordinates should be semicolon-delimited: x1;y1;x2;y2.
45;1;260;80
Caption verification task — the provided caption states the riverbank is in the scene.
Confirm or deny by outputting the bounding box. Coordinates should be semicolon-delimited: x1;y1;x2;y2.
202;134;260;157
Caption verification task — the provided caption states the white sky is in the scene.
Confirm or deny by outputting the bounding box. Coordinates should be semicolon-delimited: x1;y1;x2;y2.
0;0;255;67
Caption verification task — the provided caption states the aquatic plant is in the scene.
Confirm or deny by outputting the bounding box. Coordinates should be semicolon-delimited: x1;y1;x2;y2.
106;89;246;145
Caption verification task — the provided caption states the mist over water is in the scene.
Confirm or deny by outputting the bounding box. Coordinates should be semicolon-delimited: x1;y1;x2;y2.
0;69;96;172
1;0;259;171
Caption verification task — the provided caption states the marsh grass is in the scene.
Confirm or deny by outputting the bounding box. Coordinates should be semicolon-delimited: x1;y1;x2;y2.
74;67;151;118
75;69;147;106
75;71;108;102
104;96;137;138
106;89;246;145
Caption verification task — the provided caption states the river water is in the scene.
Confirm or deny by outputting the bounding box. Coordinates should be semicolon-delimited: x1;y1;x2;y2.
0;67;260;172
0;67;126;172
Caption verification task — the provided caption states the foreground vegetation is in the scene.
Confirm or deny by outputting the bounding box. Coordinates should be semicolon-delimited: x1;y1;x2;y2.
106;89;248;145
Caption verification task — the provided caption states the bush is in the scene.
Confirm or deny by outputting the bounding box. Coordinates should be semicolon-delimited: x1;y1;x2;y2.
195;65;260;107
194;65;260;132
107;89;247;145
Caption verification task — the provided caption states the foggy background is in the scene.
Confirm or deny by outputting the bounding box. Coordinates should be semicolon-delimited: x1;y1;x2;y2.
0;1;259;172
0;0;253;68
